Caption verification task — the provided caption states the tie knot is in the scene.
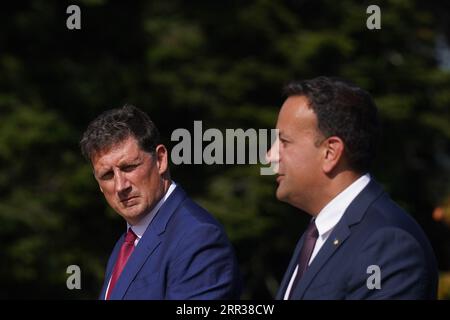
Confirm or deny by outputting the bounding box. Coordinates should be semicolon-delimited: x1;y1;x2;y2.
125;228;137;244
306;220;319;240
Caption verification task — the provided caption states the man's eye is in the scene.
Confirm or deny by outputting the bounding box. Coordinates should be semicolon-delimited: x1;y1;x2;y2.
101;172;113;180
123;164;138;172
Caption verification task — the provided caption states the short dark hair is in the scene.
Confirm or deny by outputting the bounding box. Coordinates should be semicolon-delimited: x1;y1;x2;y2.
283;76;380;173
80;104;160;161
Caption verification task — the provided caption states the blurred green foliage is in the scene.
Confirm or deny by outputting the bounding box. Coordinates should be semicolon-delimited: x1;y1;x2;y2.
0;0;449;299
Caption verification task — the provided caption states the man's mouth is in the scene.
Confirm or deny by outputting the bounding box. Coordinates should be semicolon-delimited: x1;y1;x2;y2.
121;196;139;204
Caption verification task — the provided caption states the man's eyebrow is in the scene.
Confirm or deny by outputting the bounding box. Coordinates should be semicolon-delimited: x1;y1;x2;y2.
95;167;112;178
94;155;142;177
279;131;289;139
118;156;141;166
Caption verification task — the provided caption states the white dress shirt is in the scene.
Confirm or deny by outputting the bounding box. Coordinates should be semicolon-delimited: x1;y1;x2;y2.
283;174;371;299
104;181;177;299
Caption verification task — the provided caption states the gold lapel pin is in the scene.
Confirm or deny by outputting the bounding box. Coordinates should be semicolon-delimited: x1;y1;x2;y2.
333;239;339;246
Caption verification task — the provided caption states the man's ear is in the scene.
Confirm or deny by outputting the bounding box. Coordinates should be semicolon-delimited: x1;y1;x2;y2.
322;136;345;173
155;144;168;175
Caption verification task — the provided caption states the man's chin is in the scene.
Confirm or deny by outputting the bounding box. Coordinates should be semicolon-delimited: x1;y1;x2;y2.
275;188;288;202
119;207;145;224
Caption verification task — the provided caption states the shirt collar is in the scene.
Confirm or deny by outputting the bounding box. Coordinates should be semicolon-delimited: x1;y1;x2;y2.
127;181;177;239
314;174;371;238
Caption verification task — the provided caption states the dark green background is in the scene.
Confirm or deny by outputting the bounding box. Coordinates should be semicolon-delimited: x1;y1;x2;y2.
1;0;449;299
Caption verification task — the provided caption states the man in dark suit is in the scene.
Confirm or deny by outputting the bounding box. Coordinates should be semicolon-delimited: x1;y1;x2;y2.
267;76;438;299
80;105;241;299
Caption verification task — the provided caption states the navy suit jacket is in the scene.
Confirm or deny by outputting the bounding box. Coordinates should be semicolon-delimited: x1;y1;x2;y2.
277;179;438;299
100;186;241;300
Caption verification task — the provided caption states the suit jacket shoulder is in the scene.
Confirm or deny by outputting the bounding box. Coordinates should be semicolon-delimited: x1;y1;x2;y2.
101;185;241;300
280;179;438;300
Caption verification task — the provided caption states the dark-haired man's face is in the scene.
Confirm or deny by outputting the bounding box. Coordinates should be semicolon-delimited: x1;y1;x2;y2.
267;95;326;213
91;136;168;225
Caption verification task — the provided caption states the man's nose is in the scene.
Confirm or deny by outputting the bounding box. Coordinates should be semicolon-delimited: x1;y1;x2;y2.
266;140;280;163
115;172;131;195
266;148;272;163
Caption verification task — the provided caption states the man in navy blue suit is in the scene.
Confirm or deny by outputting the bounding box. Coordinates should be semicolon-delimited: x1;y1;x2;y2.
267;76;438;299
80;105;241;299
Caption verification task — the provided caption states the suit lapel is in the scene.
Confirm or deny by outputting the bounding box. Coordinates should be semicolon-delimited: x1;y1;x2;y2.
109;186;188;300
99;234;124;299
289;179;385;299
276;233;306;299
290;223;351;299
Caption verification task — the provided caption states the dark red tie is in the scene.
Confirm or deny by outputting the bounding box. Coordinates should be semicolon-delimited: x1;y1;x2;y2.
106;228;137;300
289;220;319;299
